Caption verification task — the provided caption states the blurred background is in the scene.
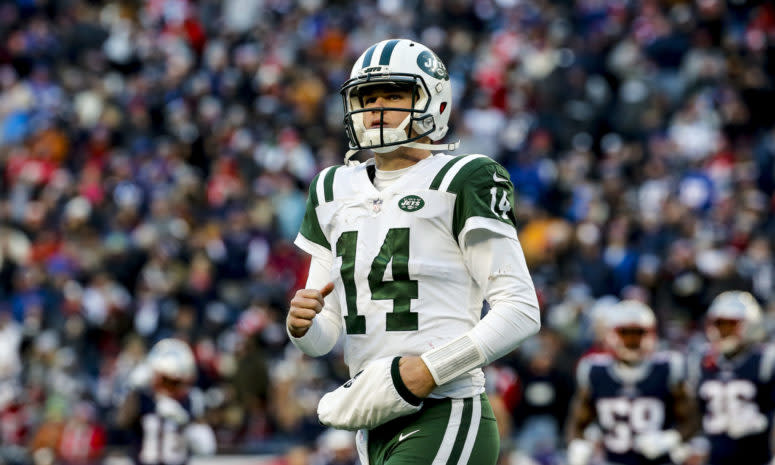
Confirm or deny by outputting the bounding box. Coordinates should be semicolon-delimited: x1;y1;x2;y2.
0;0;774;463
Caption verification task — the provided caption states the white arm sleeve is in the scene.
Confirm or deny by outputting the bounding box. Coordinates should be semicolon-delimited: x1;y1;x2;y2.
421;229;541;385
287;253;343;357
463;229;541;363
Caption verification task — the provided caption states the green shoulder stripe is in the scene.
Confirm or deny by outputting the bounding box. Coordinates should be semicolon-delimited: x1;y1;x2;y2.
429;155;467;190
449;159;517;242
323;165;342;203
444;156;495;194
299;172;330;250
309;172;321;207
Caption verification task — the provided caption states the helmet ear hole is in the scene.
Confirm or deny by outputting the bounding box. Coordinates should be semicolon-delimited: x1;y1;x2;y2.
440;102;447;114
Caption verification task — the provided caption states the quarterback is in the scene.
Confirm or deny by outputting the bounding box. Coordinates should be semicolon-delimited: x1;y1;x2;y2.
287;39;541;465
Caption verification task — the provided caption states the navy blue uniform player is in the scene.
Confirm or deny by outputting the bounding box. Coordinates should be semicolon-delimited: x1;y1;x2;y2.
116;339;216;465
688;291;775;465
566;301;697;465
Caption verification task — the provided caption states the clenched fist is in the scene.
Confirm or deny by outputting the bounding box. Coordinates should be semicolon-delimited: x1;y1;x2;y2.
287;282;335;338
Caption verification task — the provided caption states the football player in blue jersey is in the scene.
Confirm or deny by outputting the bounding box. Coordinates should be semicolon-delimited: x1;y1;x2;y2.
565;300;697;465
115;338;216;465
688;291;775;465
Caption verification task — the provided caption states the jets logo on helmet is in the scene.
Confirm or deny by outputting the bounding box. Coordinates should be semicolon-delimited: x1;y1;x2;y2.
340;39;458;164
417;51;448;80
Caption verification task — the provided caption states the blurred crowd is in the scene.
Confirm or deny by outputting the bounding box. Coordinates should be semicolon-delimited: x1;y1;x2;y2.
0;0;774;463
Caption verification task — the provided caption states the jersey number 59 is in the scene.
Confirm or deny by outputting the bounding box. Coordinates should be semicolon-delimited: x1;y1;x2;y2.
596;397;665;453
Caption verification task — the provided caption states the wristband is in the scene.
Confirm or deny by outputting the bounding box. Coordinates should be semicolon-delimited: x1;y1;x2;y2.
420;334;486;386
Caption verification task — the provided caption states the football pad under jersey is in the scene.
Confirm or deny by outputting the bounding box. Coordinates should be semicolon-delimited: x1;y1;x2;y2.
295;154;519;398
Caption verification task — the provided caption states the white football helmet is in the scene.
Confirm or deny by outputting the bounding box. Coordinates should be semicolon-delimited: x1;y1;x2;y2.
341;39;458;163
148;338;196;382
604;300;657;363
705;290;763;355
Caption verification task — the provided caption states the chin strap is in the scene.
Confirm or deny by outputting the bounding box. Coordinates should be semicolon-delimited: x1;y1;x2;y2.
344;149;361;166
403;140;460;152
344;140;460;166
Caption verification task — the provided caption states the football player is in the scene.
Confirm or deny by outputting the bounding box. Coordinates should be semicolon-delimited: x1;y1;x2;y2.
115;338;216;465
688;291;775;465
286;39;541;465
565;300;697;465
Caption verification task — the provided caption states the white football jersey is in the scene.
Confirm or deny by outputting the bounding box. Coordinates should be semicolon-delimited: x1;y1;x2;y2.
294;154;519;398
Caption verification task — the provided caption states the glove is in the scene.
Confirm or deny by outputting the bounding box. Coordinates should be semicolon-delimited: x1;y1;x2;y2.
727;410;767;438
567;438;594;465
633;429;681;459
155;395;190;424
318;357;423;431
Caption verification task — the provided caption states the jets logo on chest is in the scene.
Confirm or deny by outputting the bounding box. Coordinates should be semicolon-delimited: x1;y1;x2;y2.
398;195;425;212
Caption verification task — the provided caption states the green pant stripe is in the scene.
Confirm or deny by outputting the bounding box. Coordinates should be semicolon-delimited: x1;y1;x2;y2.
445;398;473;465
367;394;498;465
431;399;464;465
456;395;481;465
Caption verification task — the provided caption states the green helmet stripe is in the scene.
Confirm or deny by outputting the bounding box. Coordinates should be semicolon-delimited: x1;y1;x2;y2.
361;44;378;68
378;39;400;65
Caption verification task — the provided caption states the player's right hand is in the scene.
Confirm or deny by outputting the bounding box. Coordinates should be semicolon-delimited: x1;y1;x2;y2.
287;282;334;338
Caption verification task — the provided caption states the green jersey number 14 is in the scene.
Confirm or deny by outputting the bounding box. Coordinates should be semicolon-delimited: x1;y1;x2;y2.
336;228;418;334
